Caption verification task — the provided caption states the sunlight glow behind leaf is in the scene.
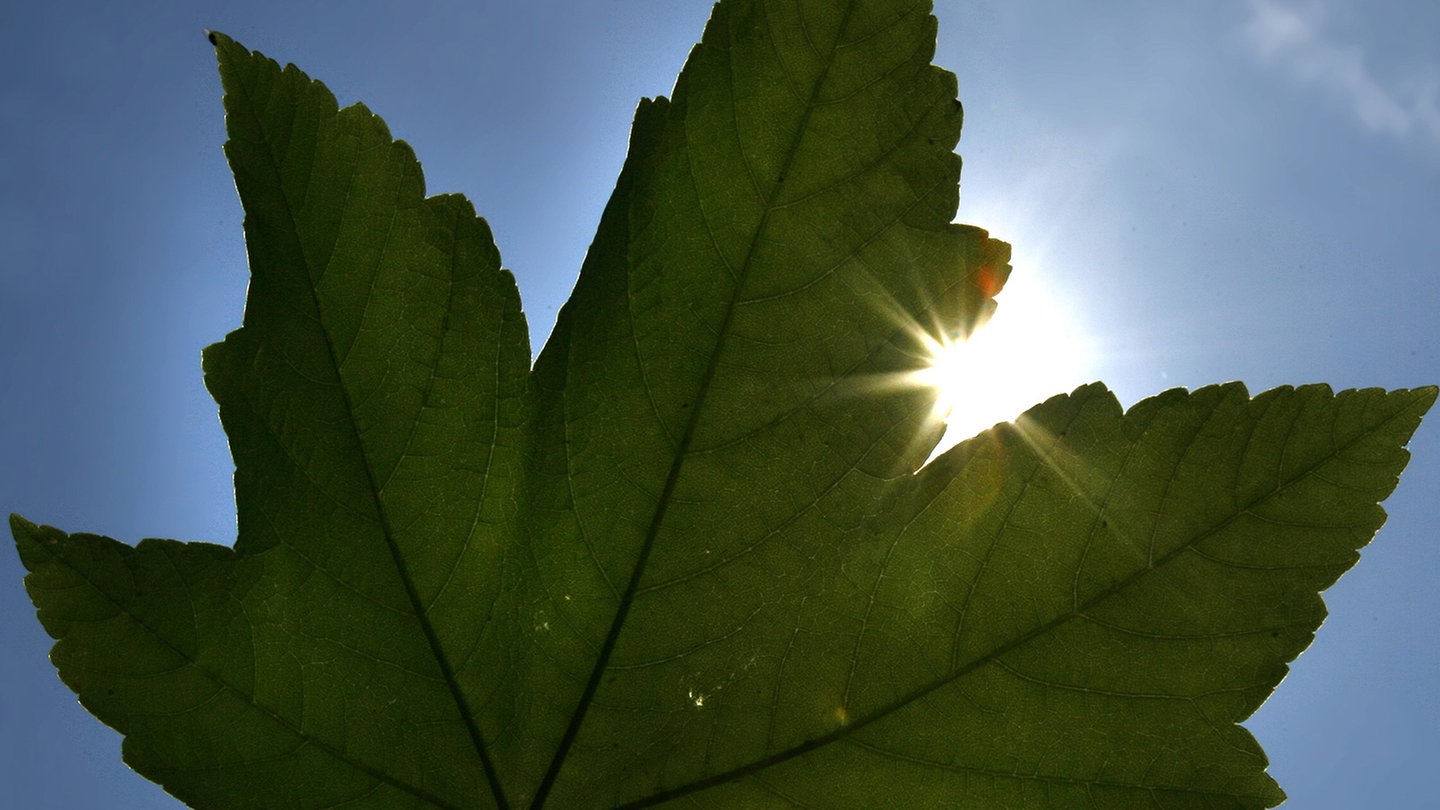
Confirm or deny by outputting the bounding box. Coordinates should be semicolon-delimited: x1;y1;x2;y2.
917;257;1096;457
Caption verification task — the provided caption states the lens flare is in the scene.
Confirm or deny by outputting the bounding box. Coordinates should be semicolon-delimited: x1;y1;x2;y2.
912;267;1094;460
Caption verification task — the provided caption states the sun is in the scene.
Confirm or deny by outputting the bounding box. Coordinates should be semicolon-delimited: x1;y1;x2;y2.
911;263;1094;459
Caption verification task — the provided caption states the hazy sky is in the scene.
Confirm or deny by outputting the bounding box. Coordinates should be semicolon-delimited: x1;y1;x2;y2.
3;1;1437;807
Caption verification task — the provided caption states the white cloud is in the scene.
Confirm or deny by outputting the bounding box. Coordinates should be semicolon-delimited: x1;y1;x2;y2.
1240;0;1440;146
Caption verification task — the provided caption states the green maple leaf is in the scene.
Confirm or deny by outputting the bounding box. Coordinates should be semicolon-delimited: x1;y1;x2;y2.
12;2;1433;807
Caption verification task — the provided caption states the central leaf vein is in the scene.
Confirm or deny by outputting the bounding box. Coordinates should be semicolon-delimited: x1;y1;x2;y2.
530;2;861;805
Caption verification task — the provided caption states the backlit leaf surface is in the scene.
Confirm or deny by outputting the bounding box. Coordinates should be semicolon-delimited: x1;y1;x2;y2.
13;2;1433;807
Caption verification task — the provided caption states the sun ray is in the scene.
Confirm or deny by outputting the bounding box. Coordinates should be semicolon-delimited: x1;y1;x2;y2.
910;256;1096;461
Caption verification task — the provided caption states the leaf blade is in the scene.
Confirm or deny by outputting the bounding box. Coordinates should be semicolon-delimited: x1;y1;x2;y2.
626;383;1430;808
516;1;1006;803
18;33;537;808
208;31;537;806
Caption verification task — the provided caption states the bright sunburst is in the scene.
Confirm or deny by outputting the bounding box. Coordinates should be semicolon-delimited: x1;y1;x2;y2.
912;261;1095;460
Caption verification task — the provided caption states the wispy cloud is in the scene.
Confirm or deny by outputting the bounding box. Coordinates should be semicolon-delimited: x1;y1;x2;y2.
1239;0;1440;147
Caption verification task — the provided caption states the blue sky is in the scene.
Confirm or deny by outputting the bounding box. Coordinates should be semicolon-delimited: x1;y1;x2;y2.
2;1;1436;807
